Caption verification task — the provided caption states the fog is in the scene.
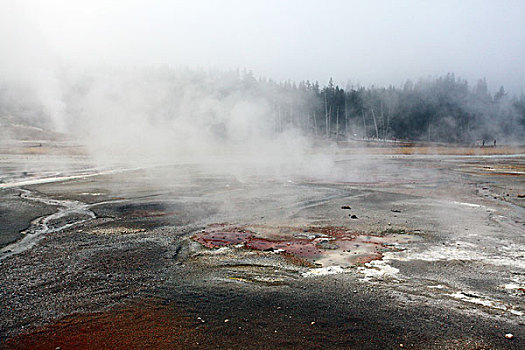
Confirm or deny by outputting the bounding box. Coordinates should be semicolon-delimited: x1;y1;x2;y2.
1;1;524;181
66;67;316;174
4;1;525;93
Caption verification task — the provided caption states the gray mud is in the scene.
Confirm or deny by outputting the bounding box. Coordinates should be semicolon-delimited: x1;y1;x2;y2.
0;189;56;248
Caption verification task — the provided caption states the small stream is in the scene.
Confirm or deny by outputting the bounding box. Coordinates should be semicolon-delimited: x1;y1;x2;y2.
0;189;96;260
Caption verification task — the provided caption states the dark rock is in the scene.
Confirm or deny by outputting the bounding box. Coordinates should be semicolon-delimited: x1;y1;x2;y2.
316;240;339;250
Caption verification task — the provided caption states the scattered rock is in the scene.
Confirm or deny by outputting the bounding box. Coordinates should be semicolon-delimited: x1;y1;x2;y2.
341;205;351;210
391;209;401;213
505;333;514;339
293;232;317;240
350;215;358;219
316;240;339;250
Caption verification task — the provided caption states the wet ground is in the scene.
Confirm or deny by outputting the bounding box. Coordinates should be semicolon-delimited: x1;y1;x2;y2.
0;145;524;349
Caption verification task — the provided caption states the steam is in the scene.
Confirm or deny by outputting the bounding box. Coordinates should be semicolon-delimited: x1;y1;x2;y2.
0;3;313;173
0;0;322;180
0;1;66;132
2;1;523;186
38;66;318;180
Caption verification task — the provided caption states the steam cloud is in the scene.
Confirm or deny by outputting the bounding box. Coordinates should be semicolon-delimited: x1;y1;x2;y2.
64;67;314;174
1;1;524;184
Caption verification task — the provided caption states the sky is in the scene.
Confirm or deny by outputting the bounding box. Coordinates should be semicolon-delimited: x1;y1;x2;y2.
2;0;525;93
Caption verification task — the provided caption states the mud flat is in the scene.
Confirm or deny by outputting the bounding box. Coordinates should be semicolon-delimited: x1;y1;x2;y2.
0;146;524;349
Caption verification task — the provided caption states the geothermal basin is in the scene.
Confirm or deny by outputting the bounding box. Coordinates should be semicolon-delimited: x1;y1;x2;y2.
0;143;524;349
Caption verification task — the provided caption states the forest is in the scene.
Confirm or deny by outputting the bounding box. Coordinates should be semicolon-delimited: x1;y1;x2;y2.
1;70;525;145
251;72;525;144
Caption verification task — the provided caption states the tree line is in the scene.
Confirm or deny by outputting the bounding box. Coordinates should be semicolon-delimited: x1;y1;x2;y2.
2;69;524;144
251;72;525;144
